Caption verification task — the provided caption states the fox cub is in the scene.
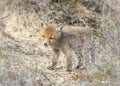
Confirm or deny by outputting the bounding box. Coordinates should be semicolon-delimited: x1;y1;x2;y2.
39;23;93;71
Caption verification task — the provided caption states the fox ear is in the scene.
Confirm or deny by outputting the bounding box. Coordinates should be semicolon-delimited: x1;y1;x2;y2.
57;30;62;38
41;22;47;28
57;23;65;32
57;30;62;34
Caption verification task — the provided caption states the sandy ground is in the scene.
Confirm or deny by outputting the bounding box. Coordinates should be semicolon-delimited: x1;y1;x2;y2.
0;0;120;86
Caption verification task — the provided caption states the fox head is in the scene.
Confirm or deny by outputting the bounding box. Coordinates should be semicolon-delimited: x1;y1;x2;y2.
39;24;62;47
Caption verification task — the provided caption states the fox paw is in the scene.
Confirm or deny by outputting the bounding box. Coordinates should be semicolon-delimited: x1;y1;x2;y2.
76;65;86;70
76;63;83;69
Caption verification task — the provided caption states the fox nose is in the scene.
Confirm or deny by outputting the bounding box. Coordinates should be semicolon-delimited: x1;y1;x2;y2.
44;43;48;46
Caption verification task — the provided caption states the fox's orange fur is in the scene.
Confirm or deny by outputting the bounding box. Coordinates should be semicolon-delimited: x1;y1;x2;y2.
40;24;61;47
39;24;94;71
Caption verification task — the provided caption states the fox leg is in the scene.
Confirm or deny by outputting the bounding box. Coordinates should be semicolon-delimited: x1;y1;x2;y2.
76;52;83;69
47;49;59;70
65;48;72;72
81;35;90;68
66;55;72;72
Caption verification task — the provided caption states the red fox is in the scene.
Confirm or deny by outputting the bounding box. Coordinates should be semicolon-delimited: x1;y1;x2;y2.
39;23;94;71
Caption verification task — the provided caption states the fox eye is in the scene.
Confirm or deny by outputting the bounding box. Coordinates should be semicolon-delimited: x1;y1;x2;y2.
42;35;45;38
50;37;55;39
